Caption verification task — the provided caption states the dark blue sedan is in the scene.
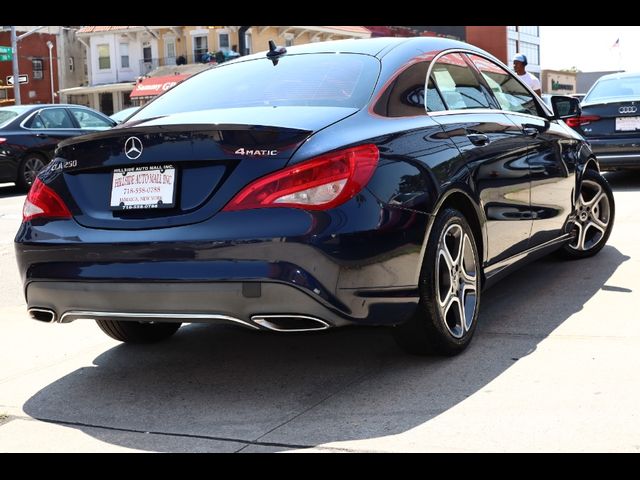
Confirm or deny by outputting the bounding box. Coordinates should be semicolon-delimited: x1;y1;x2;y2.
14;37;615;355
0;104;116;189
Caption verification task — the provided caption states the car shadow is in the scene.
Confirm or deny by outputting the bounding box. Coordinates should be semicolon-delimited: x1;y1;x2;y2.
604;170;640;192
0;183;24;199
22;244;629;452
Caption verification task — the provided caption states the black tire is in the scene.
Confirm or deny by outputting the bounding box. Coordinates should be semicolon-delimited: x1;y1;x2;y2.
393;208;481;356
17;153;47;191
559;169;615;260
95;320;181;344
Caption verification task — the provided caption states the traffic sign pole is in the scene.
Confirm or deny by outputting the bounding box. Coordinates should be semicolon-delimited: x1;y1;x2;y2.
11;27;20;104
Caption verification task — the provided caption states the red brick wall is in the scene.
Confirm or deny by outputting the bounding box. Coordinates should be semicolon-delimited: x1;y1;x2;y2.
0;31;59;104
465;26;508;63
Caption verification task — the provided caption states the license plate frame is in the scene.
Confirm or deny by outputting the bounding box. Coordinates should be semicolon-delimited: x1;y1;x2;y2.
110;164;177;210
615;116;640;132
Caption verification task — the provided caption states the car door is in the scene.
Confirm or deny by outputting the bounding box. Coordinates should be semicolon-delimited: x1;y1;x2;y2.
428;52;533;266
467;53;575;247
23;107;81;160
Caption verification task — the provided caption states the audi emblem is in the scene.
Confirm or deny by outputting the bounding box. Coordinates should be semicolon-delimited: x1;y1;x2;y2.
124;136;143;160
619;106;638;114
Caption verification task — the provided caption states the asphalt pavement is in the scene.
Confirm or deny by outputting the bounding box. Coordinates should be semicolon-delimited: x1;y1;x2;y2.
1;173;639;452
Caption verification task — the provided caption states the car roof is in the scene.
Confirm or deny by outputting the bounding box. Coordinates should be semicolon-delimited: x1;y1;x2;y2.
597;71;640;81
235;36;489;61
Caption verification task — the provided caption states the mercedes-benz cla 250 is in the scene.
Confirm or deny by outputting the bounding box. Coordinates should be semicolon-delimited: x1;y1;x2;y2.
15;37;615;355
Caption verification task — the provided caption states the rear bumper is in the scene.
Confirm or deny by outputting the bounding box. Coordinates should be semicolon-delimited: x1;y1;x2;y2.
588;138;640;169
592;153;640;169
16;203;428;328
25;281;354;330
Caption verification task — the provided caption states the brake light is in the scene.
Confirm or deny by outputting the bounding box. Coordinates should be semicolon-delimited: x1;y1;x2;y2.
223;144;379;211
22;178;72;222
565;115;601;128
0;138;6;144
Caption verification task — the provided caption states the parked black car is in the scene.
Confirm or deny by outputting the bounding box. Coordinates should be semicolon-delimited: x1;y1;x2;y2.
15;37;615;356
567;72;640;170
0;104;116;189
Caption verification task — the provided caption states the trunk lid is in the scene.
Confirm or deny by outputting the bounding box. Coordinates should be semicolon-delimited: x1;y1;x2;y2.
578;98;640;139
54;106;357;229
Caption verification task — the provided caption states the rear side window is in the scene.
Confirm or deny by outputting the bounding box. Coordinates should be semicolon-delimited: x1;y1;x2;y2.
70;108;114;130
467;54;541;117
429;53;492;110
373;61;445;116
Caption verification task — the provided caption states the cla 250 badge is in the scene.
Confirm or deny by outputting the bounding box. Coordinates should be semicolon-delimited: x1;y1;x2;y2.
234;148;278;156
50;160;78;171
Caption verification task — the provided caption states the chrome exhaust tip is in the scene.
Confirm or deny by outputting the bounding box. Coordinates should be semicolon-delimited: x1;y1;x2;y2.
28;308;57;323
251;315;331;332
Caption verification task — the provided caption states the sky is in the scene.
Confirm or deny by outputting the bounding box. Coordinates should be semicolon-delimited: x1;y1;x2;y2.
540;26;640;73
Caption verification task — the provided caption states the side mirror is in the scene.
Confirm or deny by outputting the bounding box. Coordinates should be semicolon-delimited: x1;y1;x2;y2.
550;95;581;119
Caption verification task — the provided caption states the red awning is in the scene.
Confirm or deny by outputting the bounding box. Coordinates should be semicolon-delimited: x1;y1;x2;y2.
130;74;191;98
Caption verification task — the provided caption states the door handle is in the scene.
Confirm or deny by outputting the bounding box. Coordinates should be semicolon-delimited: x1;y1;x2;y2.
523;127;539;136
466;133;490;146
35;133;48;138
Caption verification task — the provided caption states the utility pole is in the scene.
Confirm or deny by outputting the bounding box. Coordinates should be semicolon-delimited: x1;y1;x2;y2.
10;26;20;104
10;26;46;105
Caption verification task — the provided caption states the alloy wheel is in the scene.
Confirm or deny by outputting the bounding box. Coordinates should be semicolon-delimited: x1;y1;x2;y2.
569;179;611;252
23;156;46;186
436;223;478;339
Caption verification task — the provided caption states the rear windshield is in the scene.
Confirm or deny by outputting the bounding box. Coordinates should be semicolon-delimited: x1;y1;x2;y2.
0;110;19;127
132;53;380;119
585;75;640;103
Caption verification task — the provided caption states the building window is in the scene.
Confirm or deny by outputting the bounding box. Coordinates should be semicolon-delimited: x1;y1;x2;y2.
32;58;43;80
518;26;539;37
193;35;208;62
508;38;518;64
218;33;230;51
120;43;129;68
98;44;110;70
68;56;74;72
244;33;252;55
508;26;517;32
285;37;293;47
519;41;540;66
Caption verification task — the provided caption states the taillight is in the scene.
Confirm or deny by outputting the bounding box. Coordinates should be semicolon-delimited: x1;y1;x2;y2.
22;178;72;222
565;115;601;128
0;138;6;144
223;144;379;211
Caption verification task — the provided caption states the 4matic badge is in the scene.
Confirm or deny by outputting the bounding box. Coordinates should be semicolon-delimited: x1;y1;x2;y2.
234;148;278;156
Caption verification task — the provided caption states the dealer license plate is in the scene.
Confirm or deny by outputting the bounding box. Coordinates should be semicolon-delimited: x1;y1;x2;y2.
615;116;640;131
110;165;177;210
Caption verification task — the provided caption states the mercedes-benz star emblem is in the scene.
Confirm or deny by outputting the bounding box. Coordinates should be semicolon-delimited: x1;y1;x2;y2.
124;136;143;160
619;106;638;114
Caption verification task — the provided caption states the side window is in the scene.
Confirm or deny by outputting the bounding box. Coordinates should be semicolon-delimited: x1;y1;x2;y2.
70;108;114;130
429;53;491;110
426;77;446;112
26;113;45;129
373;61;446;117
467;54;541;117
37;108;74;129
374;62;429;117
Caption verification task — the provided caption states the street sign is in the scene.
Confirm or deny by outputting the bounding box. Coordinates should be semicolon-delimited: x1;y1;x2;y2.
6;74;28;85
0;46;11;61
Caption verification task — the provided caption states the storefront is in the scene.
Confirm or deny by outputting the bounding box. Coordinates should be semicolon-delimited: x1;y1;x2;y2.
129;73;191;106
541;70;577;95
